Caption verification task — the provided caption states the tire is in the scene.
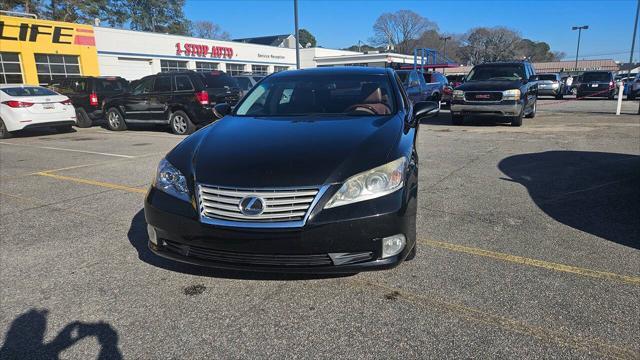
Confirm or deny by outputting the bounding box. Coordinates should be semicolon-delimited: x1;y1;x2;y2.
576;92;583;99
106;107;127;131
555;93;563;100
170;110;196;135
405;244;417;261
56;125;74;133
451;114;464;125
629;91;636;100
525;101;536;119
511;108;524;127
607;92;615;100
75;108;92;128
0;118;12;139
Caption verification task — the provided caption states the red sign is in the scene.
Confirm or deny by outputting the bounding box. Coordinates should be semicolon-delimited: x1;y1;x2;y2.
175;43;233;59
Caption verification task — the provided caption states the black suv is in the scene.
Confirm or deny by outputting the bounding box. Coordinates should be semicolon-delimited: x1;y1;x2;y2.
55;76;129;127
102;70;241;135
576;71;616;99
450;61;538;126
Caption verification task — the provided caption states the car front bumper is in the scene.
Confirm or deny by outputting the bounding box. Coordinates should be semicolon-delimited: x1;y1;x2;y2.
144;185;417;273
450;100;523;117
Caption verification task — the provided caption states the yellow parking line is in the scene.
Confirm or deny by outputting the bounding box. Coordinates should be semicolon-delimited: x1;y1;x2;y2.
420;239;640;286
35;172;147;194
354;279;639;359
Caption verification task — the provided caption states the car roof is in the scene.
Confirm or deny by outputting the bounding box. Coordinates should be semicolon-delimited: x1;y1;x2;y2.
476;62;527;66
0;84;45;88
270;66;391;78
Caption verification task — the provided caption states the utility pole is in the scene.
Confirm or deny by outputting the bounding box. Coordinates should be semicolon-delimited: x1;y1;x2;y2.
440;36;451;63
294;0;300;69
627;0;639;78
571;25;589;71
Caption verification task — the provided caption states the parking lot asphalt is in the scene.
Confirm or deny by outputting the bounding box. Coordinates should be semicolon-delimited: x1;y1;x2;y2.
0;98;639;359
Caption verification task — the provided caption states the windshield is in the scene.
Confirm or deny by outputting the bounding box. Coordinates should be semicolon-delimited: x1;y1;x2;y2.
538;74;557;81
581;72;611;82
466;65;525;81
1;87;58;96
235;73;396;117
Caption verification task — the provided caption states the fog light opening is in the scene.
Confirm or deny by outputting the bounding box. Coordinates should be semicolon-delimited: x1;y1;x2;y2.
147;225;158;245
381;234;406;259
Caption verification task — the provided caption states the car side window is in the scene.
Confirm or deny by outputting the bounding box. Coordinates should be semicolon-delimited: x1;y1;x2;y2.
175;75;194;91
131;77;154;95
153;76;172;92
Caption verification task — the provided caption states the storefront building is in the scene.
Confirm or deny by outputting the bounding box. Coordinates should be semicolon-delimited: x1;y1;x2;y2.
0;15;100;85
94;27;299;80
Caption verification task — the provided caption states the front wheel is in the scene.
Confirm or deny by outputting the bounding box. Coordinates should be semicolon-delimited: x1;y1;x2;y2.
525;101;536;119
629;91;636;100
0;118;12;139
106;108;127;131
170;110;196;135
555;93;563;100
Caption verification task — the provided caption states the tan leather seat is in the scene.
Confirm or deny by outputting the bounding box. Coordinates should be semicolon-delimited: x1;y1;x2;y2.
348;83;391;115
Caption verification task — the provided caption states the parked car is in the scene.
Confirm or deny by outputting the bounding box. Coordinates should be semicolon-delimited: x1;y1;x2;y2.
576;71;617;99
537;73;564;99
144;67;440;273
422;71;450;105
0;85;76;139
627;73;639;100
232;74;265;94
102;70;241;135
450;61;538;126
55;76;129;128
446;74;465;88
396;70;445;104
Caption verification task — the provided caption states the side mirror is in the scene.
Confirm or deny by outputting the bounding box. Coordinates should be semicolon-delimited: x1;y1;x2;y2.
409;80;419;88
213;103;231;119
413;101;439;121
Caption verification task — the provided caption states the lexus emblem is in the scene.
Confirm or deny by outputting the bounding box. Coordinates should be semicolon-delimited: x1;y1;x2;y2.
239;196;265;216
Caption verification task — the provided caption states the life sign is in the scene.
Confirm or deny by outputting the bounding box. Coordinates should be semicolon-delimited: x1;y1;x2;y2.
175;43;234;59
0;20;75;44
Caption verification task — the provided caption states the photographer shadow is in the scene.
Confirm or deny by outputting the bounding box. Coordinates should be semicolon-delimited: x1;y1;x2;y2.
0;309;122;360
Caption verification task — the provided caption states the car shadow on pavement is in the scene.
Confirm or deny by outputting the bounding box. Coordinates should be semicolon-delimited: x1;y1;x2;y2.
0;309;122;360
6;127;77;139
127;210;354;280
498;151;640;249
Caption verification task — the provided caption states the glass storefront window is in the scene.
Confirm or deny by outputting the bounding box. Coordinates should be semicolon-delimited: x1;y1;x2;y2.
35;53;81;85
274;66;289;73
160;60;188;72
195;62;218;72
251;65;268;75
0;52;23;84
226;63;246;76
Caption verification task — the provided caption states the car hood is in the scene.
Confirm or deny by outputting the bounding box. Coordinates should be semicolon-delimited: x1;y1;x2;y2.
173;115;402;188
457;80;523;91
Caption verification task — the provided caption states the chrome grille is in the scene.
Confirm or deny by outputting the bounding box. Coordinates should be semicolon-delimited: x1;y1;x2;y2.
198;184;320;224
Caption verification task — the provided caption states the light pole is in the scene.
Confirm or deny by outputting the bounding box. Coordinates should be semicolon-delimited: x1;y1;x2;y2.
627;0;639;79
571;25;589;71
293;0;300;69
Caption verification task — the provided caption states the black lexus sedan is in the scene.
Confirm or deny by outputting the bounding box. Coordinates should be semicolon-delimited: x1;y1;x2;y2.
144;67;438;273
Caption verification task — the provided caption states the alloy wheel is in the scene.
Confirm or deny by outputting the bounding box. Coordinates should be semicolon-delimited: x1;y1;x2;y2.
173;115;188;134
108;111;121;129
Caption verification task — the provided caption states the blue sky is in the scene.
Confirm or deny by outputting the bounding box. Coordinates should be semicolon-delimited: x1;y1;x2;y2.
185;0;639;62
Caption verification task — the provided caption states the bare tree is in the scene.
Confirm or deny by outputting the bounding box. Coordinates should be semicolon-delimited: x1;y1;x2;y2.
371;10;437;54
459;27;521;64
191;20;230;40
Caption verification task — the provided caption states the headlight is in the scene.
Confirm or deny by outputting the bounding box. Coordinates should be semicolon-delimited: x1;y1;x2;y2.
154;158;189;201
324;157;406;209
551;83;559;88
502;89;521;101
452;90;464;100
